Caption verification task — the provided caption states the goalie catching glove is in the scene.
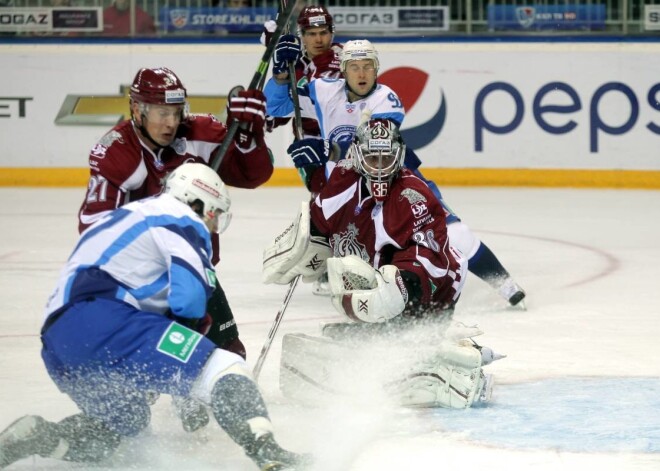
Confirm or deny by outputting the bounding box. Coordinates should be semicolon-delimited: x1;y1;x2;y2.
327;255;409;323
226;89;266;152
263;201;331;285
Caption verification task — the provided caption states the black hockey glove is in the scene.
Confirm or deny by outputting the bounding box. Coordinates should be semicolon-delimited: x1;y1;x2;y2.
287;138;331;168
272;34;301;75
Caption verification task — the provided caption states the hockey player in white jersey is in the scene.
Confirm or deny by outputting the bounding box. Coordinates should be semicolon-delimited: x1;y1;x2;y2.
264;38;526;307
0;163;309;470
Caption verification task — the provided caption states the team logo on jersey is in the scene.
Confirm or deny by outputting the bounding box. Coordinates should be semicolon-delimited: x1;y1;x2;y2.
400;188;426;204
171;137;187;155
371;202;382;219
157;322;202;363
329;125;358;143
331;223;369;261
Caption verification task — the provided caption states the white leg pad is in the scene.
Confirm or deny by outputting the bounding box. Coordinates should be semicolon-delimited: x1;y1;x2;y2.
387;342;488;409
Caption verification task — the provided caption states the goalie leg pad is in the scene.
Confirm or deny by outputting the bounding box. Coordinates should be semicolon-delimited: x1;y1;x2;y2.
386;342;488;409
262;201;331;285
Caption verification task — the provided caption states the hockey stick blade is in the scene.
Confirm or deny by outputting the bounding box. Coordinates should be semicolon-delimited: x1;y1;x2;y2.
252;275;301;382
211;0;300;172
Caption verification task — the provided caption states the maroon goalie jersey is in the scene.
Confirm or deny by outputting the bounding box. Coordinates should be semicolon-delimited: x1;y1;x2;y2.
310;161;466;313
78;114;273;233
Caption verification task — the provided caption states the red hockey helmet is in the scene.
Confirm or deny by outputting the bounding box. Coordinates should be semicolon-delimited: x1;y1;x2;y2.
129;67;187;105
297;5;334;35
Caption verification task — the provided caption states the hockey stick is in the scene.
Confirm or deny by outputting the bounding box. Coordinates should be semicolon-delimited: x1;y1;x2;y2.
210;0;300;172
281;0;304;141
252;274;301;381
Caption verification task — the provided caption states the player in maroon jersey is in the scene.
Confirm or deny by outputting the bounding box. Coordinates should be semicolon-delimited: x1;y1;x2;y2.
77;66;269;431
310;118;467;318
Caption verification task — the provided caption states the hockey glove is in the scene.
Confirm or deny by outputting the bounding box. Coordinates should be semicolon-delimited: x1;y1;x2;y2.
226;89;267;151
272;34;301;75
287;138;331;168
327;256;408;323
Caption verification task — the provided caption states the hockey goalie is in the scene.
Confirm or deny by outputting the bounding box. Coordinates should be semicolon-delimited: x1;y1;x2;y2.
263;119;504;409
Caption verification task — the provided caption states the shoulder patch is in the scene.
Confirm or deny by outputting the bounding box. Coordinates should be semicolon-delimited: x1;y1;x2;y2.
400;188;427;204
91;130;123;159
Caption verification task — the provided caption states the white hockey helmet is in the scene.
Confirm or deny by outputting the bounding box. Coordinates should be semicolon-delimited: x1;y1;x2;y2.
340;39;379;73
349;119;405;201
164;163;232;233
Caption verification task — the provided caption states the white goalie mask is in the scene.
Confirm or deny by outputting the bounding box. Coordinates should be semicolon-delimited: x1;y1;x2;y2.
164;163;232;233
349;119;405;201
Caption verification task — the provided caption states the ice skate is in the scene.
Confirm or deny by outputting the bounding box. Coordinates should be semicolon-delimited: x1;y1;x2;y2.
498;278;526;308
172;396;209;433
0;415;62;468
311;270;331;296
246;433;311;471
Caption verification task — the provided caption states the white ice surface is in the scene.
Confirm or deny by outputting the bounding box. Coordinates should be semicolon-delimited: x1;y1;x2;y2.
1;186;659;470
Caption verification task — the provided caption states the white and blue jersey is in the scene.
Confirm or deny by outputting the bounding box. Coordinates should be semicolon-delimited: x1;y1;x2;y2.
40;193;223;436
265;77;405;144
45;193;216;322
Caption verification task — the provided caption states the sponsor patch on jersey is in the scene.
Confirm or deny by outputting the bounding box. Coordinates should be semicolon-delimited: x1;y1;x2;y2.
206;268;217;287
411;201;429;219
156;322;202;363
90;143;108;159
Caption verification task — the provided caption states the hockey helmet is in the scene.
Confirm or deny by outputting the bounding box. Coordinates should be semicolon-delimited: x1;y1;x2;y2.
349;119;405;201
340;39;379;73
164;163;232;233
297;5;334;35
130;67;187;106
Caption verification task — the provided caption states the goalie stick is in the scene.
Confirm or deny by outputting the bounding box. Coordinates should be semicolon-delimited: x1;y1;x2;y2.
252;274;301;381
210;0;300;172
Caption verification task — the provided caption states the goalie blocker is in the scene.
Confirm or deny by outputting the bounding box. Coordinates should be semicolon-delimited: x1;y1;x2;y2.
263;201;332;285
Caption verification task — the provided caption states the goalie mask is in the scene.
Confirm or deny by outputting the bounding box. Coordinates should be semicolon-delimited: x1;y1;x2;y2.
164;163;232;234
349;119;405;201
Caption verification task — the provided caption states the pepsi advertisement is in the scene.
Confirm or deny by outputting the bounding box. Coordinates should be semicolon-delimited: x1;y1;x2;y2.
488;4;606;31
160;7;277;33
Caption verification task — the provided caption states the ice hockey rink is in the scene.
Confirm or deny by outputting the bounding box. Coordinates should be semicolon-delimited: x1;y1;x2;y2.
1;185;659;470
